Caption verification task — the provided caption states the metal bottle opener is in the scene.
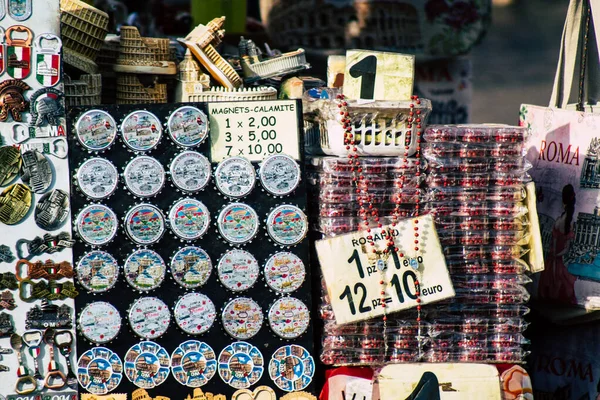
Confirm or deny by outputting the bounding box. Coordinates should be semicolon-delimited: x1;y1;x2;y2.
22;330;42;381
10;334;36;395
43;328;66;390
53;330;76;388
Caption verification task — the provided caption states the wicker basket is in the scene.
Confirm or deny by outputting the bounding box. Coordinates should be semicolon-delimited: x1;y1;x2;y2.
60;0;109;73
116;74;167;104
64;74;102;107
303;98;432;156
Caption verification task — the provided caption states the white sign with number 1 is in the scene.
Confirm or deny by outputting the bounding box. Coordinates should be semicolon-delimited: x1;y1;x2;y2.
316;214;454;324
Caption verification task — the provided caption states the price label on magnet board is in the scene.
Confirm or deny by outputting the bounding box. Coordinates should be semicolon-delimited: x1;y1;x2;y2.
343;49;415;101
209;100;300;162
315;215;454;325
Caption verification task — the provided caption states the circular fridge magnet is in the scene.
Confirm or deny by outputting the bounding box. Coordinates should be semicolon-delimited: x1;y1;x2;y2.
268;344;314;392
168;198;210;240
218;341;264;389
75;204;119;246
79;301;121;344
124;341;170;389
124;203;165;245
221;297;263;340
266;205;308;246
124;249;166;291
120;110;162;152
264;252;306;294
170;246;212;289
77;347;123;395
123;156;165;197
268;297;310;339
171;340;217;388
76;250;119;293
169;151;211;193
217;249;259;292
76;157;119;200
167;106;209;147
215;156;256;198
75;110;117;152
217;203;259;245
174;292;216;335
128;297;170;339
259;154;301;196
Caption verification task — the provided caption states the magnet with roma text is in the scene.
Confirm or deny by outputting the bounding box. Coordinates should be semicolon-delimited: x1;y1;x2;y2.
174;292;216;335
77;347;123;395
76;251;119;293
29;88;65;130
123;155;165;198
167;106;209;147
221;297;263;340
215;156;256;198
258;154;301;197
78;302;121;344
124;203;165;245
34;188;69;230
8;0;32;21
128;297;170;339
171;340;217;387
6;25;32;79
268;345;314;392
20;149;52;193
268;297;310;339
120;110;162;152
0;28;5;74
264;252;306;294
34;33;61;87
123;249;166;292
168;198;210;241
75;110;118;152
170;246;212;289
75;157;119;200
124;341;170;389
217;203;259;245
217;249;259;292
266;205;308;246
74;204;119;246
218;341;264;389
169;151;211;193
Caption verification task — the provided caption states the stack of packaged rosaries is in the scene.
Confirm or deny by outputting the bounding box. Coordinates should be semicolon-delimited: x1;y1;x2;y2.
422;124;532;363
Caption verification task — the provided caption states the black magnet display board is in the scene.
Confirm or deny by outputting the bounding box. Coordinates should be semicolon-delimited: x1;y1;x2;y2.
66;101;315;398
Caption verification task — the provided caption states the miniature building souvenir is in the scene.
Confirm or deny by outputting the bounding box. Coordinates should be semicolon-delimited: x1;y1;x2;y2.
238;37;310;83
114;26;176;75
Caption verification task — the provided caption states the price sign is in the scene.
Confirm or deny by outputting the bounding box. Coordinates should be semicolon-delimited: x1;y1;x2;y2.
343;49;415;101
315;215;454;324
208;100;300;162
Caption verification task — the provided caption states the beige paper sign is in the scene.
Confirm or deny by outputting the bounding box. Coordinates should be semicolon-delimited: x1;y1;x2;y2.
208;100;300;162
378;363;502;399
343;49;415;101
315;215;454;324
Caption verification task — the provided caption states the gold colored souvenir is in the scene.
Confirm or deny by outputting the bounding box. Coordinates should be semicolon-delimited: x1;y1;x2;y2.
0;145;22;186
231;386;276;400
0;79;31;122
0;183;32;225
183;388;225;400
81;394;127;400
280;392;317;400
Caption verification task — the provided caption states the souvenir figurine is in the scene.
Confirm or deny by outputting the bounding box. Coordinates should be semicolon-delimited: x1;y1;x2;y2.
238;37;310;83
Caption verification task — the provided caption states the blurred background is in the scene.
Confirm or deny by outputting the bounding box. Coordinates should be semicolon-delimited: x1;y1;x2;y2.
91;0;570;124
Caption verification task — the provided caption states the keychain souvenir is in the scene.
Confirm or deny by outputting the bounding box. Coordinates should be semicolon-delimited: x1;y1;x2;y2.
0;183;32;225
123;249;166;291
264;252;306;294
170;340;216;387
268;345;314;392
29;88;64;128
218;341;263;389
20;149;52;193
170;246;212;289
0;79;30;122
120;110;162;152
76;251;119;293
34;34;61;87
43;329;66;390
77;347;123;394
174;292;216;335
35;189;69;230
124;341;170;389
6;26;32;79
75;110;117;152
169;151;211;193
167;106;209;147
7;0;32;21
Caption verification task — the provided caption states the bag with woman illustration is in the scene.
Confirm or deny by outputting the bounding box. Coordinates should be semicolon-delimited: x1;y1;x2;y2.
522;0;600;312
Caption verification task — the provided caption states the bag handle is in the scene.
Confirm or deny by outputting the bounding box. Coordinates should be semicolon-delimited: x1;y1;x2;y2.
550;0;600;108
